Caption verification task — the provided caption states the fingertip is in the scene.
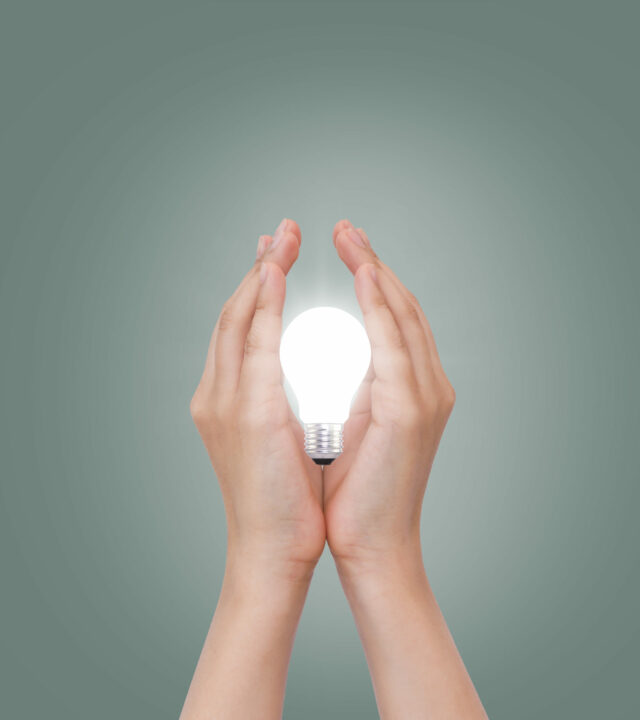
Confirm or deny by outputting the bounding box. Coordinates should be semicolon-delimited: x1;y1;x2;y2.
283;230;301;264
355;262;377;285
284;218;302;245
335;228;374;275
275;218;301;246
264;230;299;274
260;260;285;285
332;219;354;244
286;231;300;259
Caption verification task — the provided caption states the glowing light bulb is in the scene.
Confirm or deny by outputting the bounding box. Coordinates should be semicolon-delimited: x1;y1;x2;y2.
280;307;371;465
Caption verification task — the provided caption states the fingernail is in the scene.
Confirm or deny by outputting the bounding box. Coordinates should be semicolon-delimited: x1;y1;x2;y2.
256;235;271;259
347;228;366;247
356;228;370;247
271;218;287;249
260;263;269;284
367;264;378;283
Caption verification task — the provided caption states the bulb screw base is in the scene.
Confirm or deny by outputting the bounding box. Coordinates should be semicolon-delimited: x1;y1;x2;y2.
304;423;343;465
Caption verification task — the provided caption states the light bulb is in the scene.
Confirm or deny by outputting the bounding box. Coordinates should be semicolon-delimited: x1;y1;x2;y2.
280;306;371;465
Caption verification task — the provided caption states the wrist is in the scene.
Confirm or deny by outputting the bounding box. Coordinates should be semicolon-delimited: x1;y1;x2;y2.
214;554;313;635
334;541;428;597
225;543;318;591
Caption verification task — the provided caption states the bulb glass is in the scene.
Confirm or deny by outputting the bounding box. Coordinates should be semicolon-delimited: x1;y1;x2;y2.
280;307;371;424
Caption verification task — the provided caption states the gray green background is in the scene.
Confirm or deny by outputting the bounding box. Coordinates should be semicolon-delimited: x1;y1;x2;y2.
1;1;638;718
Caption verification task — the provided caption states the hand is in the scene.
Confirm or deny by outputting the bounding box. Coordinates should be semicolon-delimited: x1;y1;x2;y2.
322;221;486;720
183;220;326;720
190;218;325;581
324;219;456;571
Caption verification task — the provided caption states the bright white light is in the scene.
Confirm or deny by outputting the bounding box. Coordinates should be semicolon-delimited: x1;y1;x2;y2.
280;307;371;424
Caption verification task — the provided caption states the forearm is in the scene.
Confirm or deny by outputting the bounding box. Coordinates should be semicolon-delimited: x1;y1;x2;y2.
181;557;313;720
337;548;487;720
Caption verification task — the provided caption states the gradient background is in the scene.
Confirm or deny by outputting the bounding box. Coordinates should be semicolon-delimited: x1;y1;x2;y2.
1;2;639;718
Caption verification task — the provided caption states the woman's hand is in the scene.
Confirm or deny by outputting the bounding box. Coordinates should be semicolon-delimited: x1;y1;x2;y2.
324;219;455;571
323;220;486;720
182;219;324;720
190;218;325;580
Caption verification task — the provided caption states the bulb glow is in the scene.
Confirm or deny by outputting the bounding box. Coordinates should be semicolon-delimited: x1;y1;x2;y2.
280;307;371;463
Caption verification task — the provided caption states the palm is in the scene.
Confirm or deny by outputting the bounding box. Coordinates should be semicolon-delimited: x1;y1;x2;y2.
322;376;383;554
278;392;324;508
262;389;325;558
323;368;430;557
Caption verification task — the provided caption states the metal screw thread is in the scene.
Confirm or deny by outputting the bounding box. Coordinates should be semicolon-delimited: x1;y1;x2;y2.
304;423;344;461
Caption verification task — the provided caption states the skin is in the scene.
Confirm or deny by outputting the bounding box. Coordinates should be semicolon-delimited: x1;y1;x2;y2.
181;218;487;720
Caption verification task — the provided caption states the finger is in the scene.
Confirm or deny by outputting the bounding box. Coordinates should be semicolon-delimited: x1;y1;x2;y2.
334;226;433;385
372;266;435;388
380;262;445;375
354;263;416;390
280;217;302;245
209;219;300;397
212;266;262;398
334;223;442;380
334;224;377;275
197;261;261;394
239;262;287;400
332;218;354;244
257;217;301;276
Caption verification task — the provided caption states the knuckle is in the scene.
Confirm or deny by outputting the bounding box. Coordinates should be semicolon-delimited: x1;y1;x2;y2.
244;330;261;356
190;390;228;431
254;294;268;313
386;327;408;352
434;378;456;416
217;301;235;333
369;289;387;309
388;337;406;354
402;300;420;324
189;391;210;426
442;381;456;411
446;382;456;406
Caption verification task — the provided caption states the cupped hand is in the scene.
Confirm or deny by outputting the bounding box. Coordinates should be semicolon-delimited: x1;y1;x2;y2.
324;220;456;570
190;219;325;580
